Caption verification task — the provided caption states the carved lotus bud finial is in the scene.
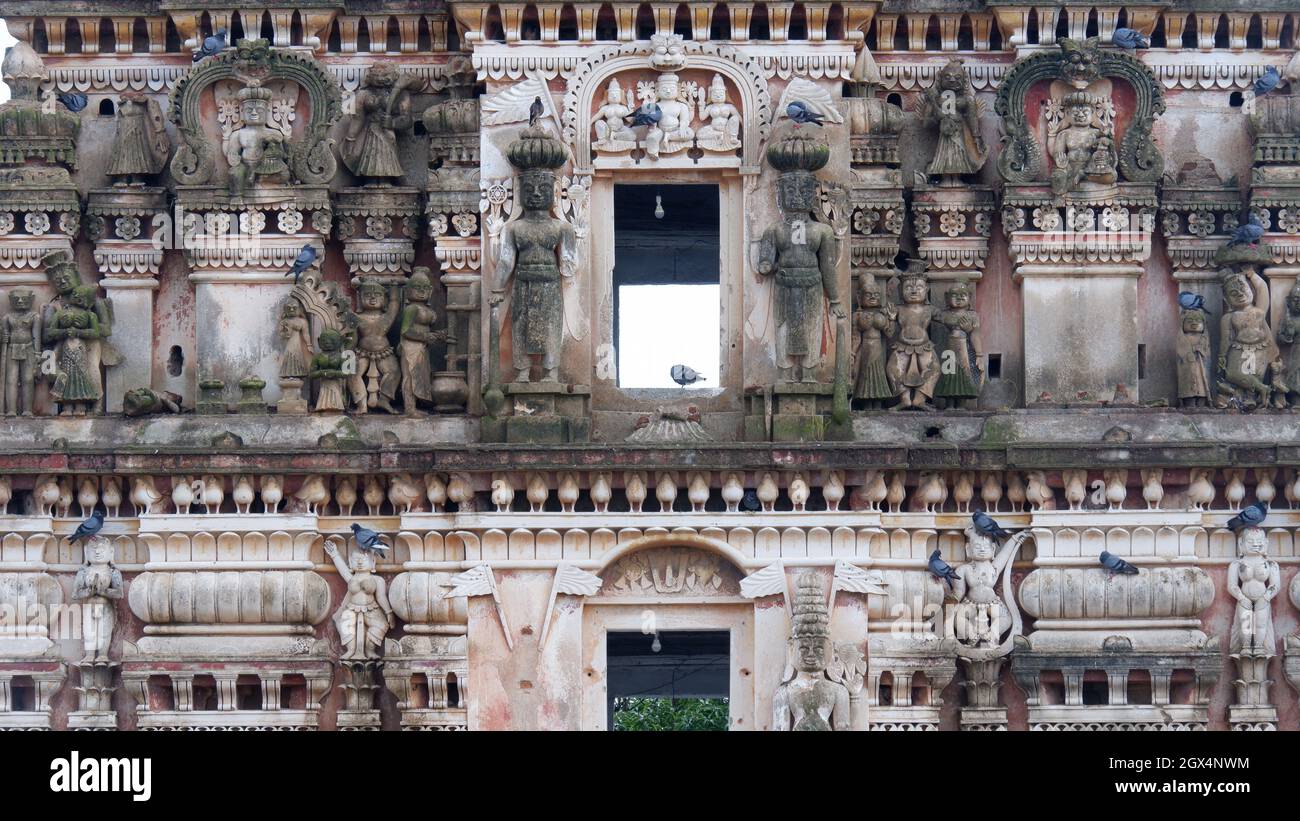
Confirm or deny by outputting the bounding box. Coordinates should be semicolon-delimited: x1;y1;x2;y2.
1;39;45;84
791;573;831;639
506;125;567;171
766;131;831;174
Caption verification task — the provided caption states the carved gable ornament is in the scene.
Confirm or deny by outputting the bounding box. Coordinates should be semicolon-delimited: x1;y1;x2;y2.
168;39;343;189
995;37;1165;189
599;547;742;597
561;33;773;171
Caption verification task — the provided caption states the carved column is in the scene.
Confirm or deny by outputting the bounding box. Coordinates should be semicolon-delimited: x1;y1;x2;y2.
0;520;65;729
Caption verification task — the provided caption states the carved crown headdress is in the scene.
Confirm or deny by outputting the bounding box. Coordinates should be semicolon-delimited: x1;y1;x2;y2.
237;81;273;103
767;131;831;174
898;258;930;284
791;573;830;640
506;125;567;172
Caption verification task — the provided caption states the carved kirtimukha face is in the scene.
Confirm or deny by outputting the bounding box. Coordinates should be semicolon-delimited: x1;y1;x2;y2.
520;170;555;211
902;276;928;305
1224;275;1253;310
9;290;32;312
795;635;828;673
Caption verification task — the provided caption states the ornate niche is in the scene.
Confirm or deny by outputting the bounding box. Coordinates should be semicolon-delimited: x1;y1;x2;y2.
167;38;341;223
600;546;743;597
560;33;773;171
994;37;1166;407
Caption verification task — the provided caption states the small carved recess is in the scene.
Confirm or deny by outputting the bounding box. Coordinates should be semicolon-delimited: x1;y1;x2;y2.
599;547;742;597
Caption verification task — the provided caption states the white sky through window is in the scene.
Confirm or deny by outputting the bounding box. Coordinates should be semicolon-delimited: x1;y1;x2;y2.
618;284;720;389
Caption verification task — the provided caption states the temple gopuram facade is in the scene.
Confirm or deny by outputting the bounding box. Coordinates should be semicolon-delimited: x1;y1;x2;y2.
0;0;1298;732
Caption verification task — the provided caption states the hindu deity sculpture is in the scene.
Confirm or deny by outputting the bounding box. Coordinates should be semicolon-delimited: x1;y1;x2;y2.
948;527;1029;653
1217;267;1281;409
934;279;984;410
349;280;401;413
886;260;940;410
2;288;40;416
323;536;394;661
308;328;349;412
756;132;843;383
105;91;171;185
46;286;107;416
495;127;577;383
772;573;851;731
643;72;695;159
1276;280;1300;407
1047;91;1117;196
122;388;182;416
398;268;449;414
41;252;118;417
277;300;313;384
917;59;986;180
1176;309;1212;408
339;63;413;185
72;536;123;663
222;82;289;196
591;78;637;152
1228;527;1279;659
695;74;742;152
851;276;894;409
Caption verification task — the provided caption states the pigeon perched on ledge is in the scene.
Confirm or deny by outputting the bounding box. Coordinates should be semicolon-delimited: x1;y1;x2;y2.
1227;213;1265;247
286;244;317;285
670;364;705;386
69;510;104;544
624;102;662;128
1111;28;1150;50
786;101;825;127
1099;550;1139;576
350;523;390;556
972;510;1012;541
57;92;88;112
1253;66;1282;98
193;28;228;63
927;549;960;590
1226;501;1268;532
1178;291;1210;314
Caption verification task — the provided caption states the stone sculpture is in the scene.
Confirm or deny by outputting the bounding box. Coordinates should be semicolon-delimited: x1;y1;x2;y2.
277;299;313;384
71;536;123;663
917;59;986;179
851;276;894;409
222;82;289;196
886;260;940;410
309;329;349;413
591;78;637;152
46;286;107;416
756;132;843;383
398;268;449;414
1217;267;1281;409
1177;309;1212;408
323;536;393;661
339;63;414;185
105;92;171;185
349;280;401;413
1228;527;1279;659
122;388;182;416
933;279;984;409
2;288;40;416
1047;89;1118;196
1276;281;1300;408
495;126;576;383
695;74;742;152
772;572;850;730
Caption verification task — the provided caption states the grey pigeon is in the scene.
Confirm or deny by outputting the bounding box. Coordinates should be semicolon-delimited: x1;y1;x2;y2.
927;549;960;590
1111;28;1150;50
786;101;825;126
286;244;316;284
624;102;662;128
1253;66;1282;98
1099;550;1139;575
194;28;228;63
972;510;1011;541
1178;291;1209;314
57;92;88;112
670;364;705;386
1227;213;1264;247
69;510;104;544
350;523;390;556
528;96;544;128
1226;501;1268;531
740;490;761;512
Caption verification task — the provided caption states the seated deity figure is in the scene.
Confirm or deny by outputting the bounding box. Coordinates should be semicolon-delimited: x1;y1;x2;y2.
72;536;123;663
1048;91;1117;196
643;73;694;159
591;78;637;152
1217;267;1282;410
222;82;288;197
323;537;393;661
1227;527;1280;659
772;573;851;731
695;75;741;152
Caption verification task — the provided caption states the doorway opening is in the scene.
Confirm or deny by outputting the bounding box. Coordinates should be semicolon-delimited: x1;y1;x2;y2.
613;184;720;389
607;629;729;731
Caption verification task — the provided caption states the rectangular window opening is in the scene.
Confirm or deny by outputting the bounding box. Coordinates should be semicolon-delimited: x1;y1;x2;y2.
614;184;721;390
986;353;1002;381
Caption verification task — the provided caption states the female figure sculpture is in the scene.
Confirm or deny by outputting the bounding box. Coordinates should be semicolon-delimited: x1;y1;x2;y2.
1217;267;1281;409
323;536;394;661
1227;527;1280;659
339;64;413;185
934;279;984;409
46;286;105;416
398;268;449;414
918;59;986;179
1176;309;1211;408
72;536;123;663
851;276;894;408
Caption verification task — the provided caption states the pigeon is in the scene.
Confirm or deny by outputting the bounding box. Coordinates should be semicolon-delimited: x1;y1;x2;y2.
928;549;960;590
57;92;88;113
786;101;825;127
285;244;317;285
1226;501;1268;531
1228;213;1265;247
972;510;1012;541
69;510;105;544
1110;28;1150;50
350;523;390;556
193;28;228;63
528;96;544;128
670;364;706;387
1178;291;1210;314
624;102;662;128
1253;66;1282;98
740;490;762;513
1099;550;1139;575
